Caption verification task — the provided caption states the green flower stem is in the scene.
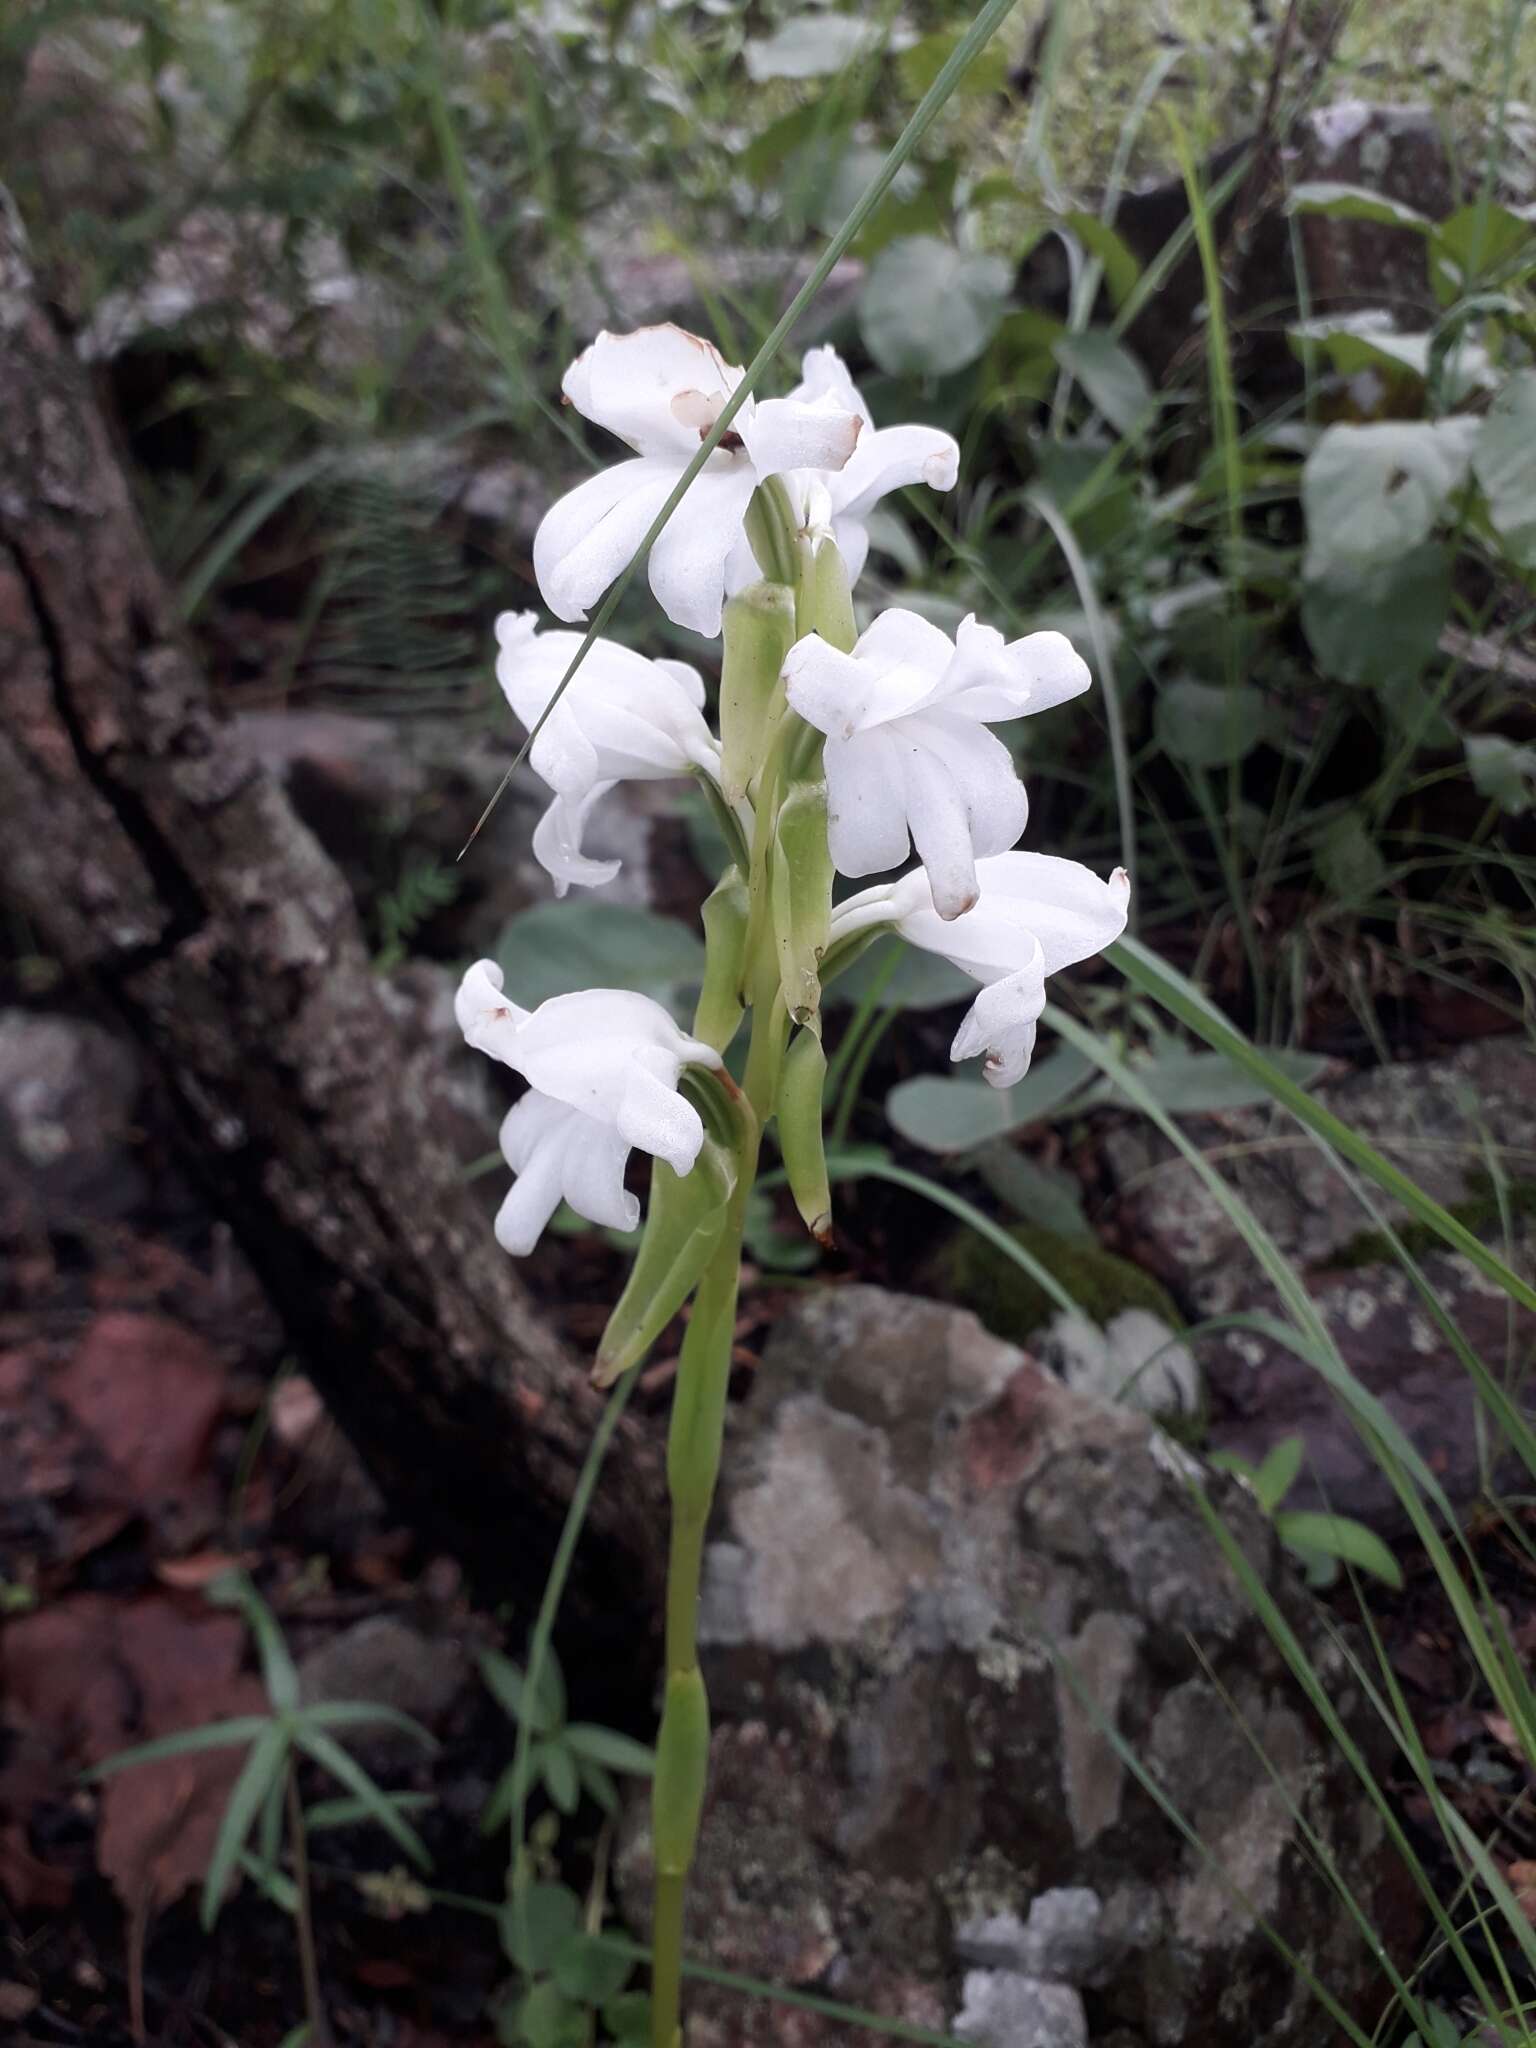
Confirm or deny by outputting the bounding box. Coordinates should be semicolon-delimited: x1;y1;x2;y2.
650;983;783;2048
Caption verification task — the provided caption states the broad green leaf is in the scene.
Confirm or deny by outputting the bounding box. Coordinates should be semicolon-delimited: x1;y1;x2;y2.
1301;542;1451;689
291;1725;432;1870
85;1716;274;1776
810;147;937;252
899;28;1009;99
1314;813;1387;900
562;1723;656;1776
1153;678;1270;769
1252;1435;1305;1514
495;901;706;1017
575;1757;619;1816
503;1880;581;1974
1472;370;1536;567
1286;182;1431;233
859;236;1010;377
973;1145;1091;1240
1053;330;1156;438
1091;1047;1329;1115
1273;1511;1403;1589
511;1979;585;2048
481;1756;531;1836
478;1649;562;1736
603;1991;652;2044
744;16;884;81
1429;199;1536;304
1465;733;1536;815
1286;316;1493;400
1061;212;1142;309
1302;417;1478;573
202;1723;289;1931
552;1928;635;2004
536;1738;580;1815
885;1047;1093;1154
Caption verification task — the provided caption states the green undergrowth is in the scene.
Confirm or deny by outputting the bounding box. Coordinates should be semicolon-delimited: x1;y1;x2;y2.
1327;1174;1536;1272
925;1220;1183;1344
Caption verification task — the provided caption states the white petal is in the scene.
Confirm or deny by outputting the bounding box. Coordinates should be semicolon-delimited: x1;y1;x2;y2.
565;325;737;461
826;421;959;524
911;712;1029;858
652;657;707;710
531;785;623;896
532;458;677;623
1004;628;1093;714
562;1113;641;1233
783;634;873;739
852;607;956;688
829;516;872;590
741;393;862;480
646;465;759;638
823;730;912;879
897;735;983;919
494;1143;568;1255
950;955;1048;1088
616;1051;706;1175
970;853;1131;974
789;344;874;429
500;1092;572;1172
931;615;1036;723
455;959;528;1067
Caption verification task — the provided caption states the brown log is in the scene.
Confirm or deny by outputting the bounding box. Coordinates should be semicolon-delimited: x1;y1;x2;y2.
0;189;665;1611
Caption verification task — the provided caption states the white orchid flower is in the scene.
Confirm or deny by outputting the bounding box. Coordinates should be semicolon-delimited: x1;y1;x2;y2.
533;325;863;639
495;611;724;895
783;608;1092;919
829;853;1130;1087
456;961;722;1248
761;345;960;588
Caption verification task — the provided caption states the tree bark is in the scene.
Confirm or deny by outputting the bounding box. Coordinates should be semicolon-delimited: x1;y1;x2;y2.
0;190;665;1613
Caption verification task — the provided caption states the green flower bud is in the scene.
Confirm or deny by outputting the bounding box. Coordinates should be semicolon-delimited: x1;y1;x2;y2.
769;772;832;1031
719;581;797;805
593;1138;737;1387
800;530;857;653
693;865;750;1051
652;1667;710;1878
776;1027;833;1246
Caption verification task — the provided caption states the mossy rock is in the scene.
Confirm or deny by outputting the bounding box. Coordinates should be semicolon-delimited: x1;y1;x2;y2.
925;1223;1181;1348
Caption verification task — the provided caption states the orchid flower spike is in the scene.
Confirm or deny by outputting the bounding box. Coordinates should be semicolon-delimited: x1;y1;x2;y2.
830;853;1130;1088
456;961;722;1250
495;612;724;896
783;608;1092;919
533;325;863;639
751;345;960;589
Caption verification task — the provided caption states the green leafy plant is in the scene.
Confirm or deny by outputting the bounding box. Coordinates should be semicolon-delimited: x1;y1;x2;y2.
1209;1434;1404;1590
87;1572;437;2044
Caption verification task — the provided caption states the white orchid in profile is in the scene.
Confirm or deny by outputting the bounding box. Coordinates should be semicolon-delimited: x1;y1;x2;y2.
760;344;960;588
783;609;1092;919
829;852;1130;1087
533;325;863;638
495;611;728;896
455;961;721;1249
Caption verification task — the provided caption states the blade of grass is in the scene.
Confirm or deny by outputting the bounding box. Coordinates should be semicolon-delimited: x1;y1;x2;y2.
291;1725;432;1871
84;1717;274;1776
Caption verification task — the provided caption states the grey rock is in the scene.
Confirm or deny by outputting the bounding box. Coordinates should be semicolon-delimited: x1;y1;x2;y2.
0;1009;145;1233
1103;1037;1536;1526
618;1287;1414;2046
298;1614;468;1763
954;1971;1088;2048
